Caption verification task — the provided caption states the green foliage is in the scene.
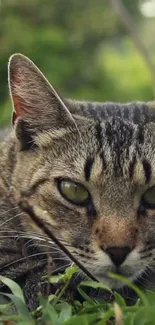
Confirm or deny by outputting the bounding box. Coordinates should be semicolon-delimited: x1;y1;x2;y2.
0;0;154;127
0;266;155;324
99;40;154;102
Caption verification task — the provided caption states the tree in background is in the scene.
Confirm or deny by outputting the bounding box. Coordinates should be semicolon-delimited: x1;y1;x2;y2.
0;0;154;126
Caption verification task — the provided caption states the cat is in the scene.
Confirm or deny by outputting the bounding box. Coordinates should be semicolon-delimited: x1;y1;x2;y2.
0;53;155;310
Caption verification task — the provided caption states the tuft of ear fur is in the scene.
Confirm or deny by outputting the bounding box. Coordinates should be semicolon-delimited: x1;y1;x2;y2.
8;53;73;149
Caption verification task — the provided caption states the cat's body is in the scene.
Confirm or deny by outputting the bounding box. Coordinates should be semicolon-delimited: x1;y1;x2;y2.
1;54;155;309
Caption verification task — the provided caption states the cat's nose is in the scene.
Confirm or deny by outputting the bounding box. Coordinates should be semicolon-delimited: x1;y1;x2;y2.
104;246;132;267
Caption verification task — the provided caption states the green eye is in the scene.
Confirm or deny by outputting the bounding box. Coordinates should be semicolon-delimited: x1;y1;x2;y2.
58;179;89;205
143;187;155;207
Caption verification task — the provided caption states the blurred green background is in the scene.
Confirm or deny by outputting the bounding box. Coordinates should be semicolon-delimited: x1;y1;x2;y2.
0;0;155;127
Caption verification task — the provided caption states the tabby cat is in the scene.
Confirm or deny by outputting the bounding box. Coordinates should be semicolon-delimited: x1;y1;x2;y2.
0;53;155;309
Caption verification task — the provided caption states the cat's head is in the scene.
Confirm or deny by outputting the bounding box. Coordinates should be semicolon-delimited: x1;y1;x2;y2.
8;53;155;288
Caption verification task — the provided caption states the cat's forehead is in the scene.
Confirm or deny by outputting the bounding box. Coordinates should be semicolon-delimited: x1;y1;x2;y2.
42;101;155;184
71;109;155;186
68;100;155;156
94;117;154;178
83;101;155;157
101;116;136;146
100;116;145;164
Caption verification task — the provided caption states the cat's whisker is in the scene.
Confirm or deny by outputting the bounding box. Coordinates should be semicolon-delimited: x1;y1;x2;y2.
0;230;26;233
52;257;70;261
48;241;70;251
36;257;49;269
72;269;82;285
26;236;71;253
139;246;155;254
0;206;19;217
48;238;70;246
0;231;48;243
135;271;151;288
25;242;64;252
23;236;52;248
35;256;70;269
1;228;71;250
24;238;36;248
0;212;24;227
141;253;153;260
52;263;72;275
0;235;47;246
59;243;72;248
48;241;75;254
0;235;23;239
2;251;53;269
19;235;47;242
17;234;68;253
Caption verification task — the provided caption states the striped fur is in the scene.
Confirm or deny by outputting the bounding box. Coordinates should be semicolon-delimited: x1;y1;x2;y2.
0;54;155;309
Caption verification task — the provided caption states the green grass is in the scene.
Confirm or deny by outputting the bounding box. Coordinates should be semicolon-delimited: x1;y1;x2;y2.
0;266;155;325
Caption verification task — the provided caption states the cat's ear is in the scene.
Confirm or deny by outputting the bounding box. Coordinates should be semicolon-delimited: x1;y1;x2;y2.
8;53;73;148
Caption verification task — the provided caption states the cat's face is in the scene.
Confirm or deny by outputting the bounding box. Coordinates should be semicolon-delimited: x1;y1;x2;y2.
9;54;155;289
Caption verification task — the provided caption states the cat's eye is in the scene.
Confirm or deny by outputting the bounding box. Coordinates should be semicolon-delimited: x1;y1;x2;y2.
57;179;90;205
142;186;155;208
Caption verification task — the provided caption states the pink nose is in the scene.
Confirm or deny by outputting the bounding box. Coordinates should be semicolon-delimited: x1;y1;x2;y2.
104;246;132;266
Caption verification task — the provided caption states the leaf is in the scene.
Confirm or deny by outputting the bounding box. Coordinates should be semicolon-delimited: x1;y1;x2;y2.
135;298;141;306
48;294;57;302
0;302;13;312
78;287;96;306
65;313;99;325
114;291;126;307
49;274;64;284
96;309;114;325
108;273;149;306
58;302;72;323
145;290;155;305
49;266;79;284
42;304;61;325
80;280;112;293
132;306;148;325
65;266;79;279
0;276;25;303
0;314;19;321
79;303;106;315
134;306;155;324
123;313;135;325
39;295;61;324
0;293;33;322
